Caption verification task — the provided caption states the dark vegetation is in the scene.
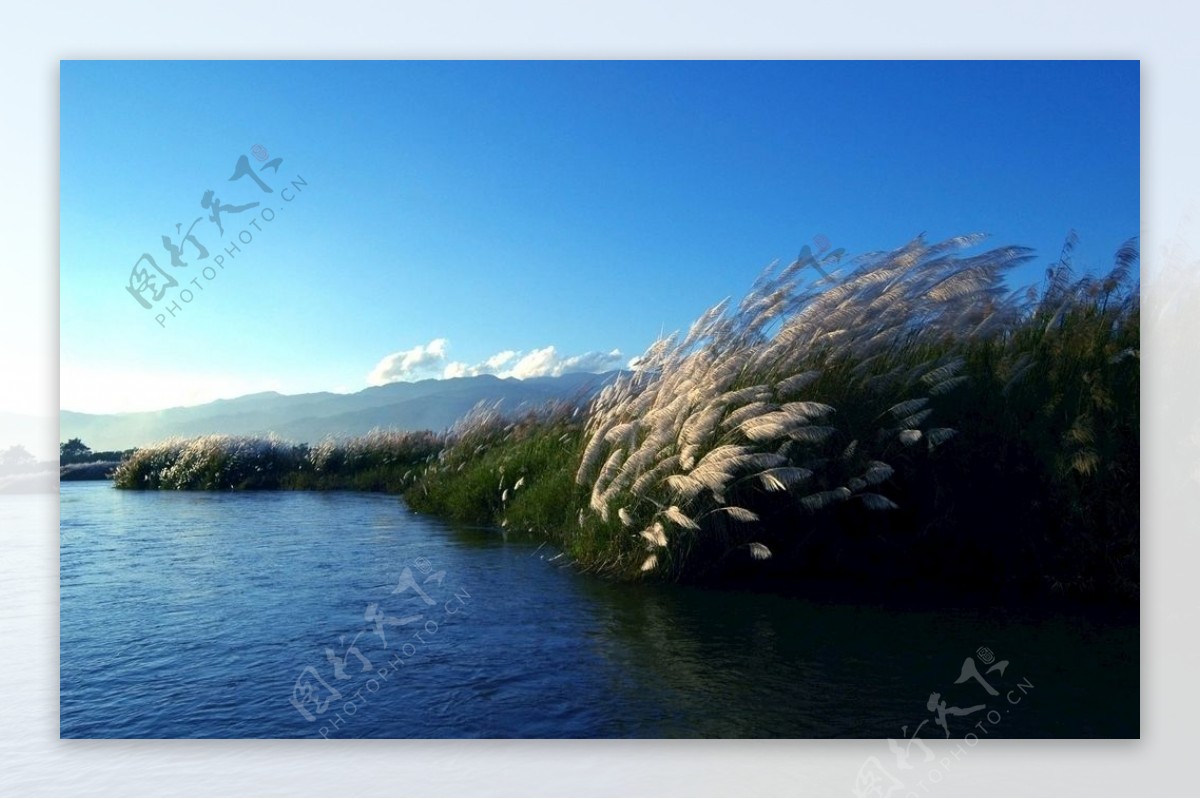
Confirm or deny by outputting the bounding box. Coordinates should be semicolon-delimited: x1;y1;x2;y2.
58;438;134;481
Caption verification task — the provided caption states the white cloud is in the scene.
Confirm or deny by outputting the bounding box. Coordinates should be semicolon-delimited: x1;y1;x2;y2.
485;350;519;370
474;345;623;379
368;340;623;385
562;348;626;374
509;346;560;379
367;338;450;385
441;361;470;379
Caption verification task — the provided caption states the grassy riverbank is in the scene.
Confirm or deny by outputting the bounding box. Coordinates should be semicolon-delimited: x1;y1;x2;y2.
111;235;1139;604
407;236;1139;603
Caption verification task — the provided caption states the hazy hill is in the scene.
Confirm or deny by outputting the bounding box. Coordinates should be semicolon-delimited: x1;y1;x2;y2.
0;412;56;461
60;372;614;451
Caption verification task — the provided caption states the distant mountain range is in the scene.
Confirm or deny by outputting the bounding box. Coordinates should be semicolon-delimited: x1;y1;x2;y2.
60;372;616;451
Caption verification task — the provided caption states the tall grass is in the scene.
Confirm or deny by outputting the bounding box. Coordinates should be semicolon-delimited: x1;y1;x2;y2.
113;234;1139;603
113;429;440;491
407;234;1139;602
404;401;587;533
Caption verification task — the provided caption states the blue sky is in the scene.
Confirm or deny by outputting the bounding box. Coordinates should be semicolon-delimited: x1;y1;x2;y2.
60;60;1139;414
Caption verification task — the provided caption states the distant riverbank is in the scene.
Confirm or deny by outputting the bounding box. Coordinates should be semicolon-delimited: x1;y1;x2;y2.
60;461;122;481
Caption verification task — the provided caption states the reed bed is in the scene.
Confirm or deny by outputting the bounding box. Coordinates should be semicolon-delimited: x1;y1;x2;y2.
112;234;1138;602
404;400;588;534
112;429;440;491
407;234;1139;602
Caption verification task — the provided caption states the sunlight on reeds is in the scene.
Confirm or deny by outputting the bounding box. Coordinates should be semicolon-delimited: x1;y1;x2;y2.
562;233;1138;596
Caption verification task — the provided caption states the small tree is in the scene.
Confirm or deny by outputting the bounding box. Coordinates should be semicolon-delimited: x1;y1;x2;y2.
60;438;92;463
0;445;36;468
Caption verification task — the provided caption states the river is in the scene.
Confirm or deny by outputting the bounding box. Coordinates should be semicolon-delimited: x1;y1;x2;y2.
59;482;1137;738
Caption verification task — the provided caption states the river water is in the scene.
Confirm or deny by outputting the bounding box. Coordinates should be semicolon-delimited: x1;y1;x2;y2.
59;482;1137;738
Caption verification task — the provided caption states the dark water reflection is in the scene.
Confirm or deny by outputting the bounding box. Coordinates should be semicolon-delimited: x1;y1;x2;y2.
60;483;1136;738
